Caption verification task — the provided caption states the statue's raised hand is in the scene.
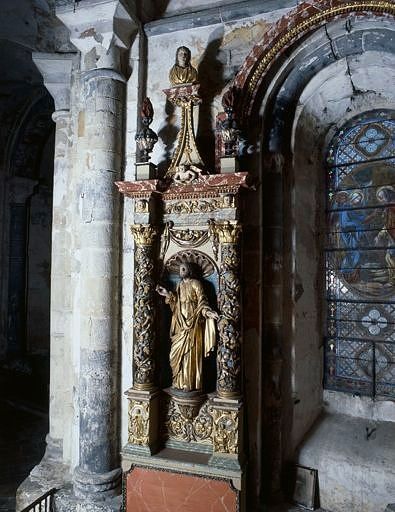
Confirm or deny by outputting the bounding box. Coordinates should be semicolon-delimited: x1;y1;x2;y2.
156;285;170;298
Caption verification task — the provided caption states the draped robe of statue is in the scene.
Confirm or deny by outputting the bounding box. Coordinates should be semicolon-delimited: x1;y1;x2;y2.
166;277;216;391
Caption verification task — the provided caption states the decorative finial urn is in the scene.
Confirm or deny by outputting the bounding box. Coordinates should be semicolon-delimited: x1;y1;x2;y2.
221;86;241;157
135;97;158;163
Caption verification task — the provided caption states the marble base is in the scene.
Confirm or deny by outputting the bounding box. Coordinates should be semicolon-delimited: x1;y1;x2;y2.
122;446;244;511
124;466;239;512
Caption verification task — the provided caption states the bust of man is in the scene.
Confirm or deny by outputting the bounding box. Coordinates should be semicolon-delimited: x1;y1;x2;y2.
169;46;198;86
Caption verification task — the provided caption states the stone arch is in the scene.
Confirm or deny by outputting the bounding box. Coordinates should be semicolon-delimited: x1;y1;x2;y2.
232;0;395;121
227;7;395;509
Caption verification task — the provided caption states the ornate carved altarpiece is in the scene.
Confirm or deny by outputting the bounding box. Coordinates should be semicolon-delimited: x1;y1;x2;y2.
116;48;251;511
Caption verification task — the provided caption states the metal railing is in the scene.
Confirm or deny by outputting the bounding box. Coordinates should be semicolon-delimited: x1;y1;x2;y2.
20;488;56;512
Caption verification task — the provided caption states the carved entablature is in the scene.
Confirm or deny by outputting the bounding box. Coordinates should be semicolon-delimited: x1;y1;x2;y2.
116;46;252;475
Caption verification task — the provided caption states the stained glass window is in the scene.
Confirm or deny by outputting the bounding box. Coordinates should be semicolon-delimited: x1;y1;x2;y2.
324;110;395;399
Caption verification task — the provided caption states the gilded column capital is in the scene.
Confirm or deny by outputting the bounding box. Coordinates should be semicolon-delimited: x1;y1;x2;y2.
131;224;158;246
214;221;242;244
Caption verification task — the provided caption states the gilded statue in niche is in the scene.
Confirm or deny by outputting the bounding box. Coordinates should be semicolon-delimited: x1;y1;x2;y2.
156;262;218;392
169;46;198;86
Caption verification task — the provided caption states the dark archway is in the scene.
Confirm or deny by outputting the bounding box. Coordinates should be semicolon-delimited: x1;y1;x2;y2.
0;39;55;508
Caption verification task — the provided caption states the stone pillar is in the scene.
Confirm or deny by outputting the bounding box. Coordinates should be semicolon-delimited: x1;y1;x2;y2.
56;0;138;503
261;152;284;496
32;52;76;468
16;54;76;510
6;178;37;357
124;224;160;456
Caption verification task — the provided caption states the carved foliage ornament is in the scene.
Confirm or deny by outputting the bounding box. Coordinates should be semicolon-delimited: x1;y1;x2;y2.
164;195;235;214
216;222;242;396
128;400;149;445
165;399;213;444
215;221;242;244
131;224;157;246
131;225;157;388
212;409;239;455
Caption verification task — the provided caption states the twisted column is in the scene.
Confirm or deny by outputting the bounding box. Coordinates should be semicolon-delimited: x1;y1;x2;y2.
131;224;158;391
216;221;242;398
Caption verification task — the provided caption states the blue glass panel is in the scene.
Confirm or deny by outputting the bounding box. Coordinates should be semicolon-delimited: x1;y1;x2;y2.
325;110;395;399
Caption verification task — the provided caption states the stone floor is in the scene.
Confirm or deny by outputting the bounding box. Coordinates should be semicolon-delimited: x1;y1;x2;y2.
0;368;48;512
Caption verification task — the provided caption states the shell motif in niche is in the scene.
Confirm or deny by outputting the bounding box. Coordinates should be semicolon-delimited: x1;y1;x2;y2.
165;250;216;278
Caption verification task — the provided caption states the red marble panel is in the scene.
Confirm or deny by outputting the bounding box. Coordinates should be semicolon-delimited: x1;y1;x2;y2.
115;179;160;198
126;466;239;512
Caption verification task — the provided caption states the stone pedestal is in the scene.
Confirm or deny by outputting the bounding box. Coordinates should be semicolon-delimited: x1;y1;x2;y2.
124;388;161;456
210;397;244;471
135;162;156;180
221;156;239;173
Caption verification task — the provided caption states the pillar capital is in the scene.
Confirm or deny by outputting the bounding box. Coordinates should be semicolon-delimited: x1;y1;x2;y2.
32;53;76;112
56;0;138;71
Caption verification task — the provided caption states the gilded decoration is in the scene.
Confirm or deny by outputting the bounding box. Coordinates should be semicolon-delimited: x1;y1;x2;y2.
128;400;149;445
165;398;213;444
165;250;216;278
132;225;157;389
215;223;242;397
156;262;219;392
131;224;157;246
214;221;242;245
241;1;395;117
164;195;235;214
165;47;204;178
135;199;149;214
212;409;239;455
169;46;198;86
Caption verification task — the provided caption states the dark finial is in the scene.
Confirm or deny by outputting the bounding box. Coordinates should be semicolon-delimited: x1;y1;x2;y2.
135;97;158;163
141;97;154;126
221;86;239;114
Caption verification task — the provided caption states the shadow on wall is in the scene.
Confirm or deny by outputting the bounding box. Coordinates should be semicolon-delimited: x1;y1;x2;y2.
157;28;225;177
157;99;178;178
197;27;225;172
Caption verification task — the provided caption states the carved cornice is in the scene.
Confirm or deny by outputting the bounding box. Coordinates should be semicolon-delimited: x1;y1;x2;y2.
115;173;250;201
131;224;157;246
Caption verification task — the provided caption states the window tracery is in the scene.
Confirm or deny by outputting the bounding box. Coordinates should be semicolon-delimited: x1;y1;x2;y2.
324;110;395;399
